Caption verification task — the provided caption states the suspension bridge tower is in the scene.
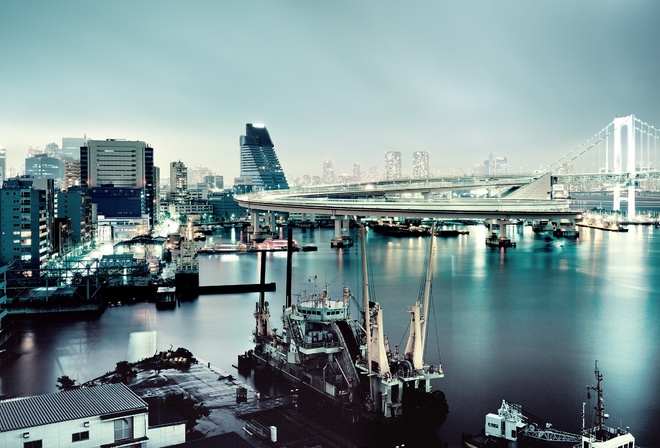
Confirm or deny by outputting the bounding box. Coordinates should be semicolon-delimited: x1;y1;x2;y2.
612;114;636;217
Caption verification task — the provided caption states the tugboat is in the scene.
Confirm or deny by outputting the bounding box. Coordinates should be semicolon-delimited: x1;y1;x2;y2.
243;224;447;428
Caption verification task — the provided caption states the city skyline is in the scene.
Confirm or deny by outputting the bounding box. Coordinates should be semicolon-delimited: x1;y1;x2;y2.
1;2;659;182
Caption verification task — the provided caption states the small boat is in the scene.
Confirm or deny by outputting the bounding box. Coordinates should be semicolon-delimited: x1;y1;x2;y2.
301;244;318;252
485;233;516;248
198;242;248;254
330;235;354;248
435;228;469;237
256;238;299;252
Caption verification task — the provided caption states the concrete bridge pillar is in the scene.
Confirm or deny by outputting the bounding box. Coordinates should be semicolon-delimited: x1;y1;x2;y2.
334;217;342;238
628;183;636;218
268;211;276;232
250;210;258;230
613;186;621;212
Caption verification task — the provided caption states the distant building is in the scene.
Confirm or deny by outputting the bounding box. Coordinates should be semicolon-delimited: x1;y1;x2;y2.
322;158;335;184
0;178;54;270
208;190;247;221
352;163;362;183
25;154;65;186
62;137;86;161
0;383;185;448
53;217;74;256
91;186;144;218
483;152;508;176
384;151;402;181
63;160;81;189
188;166;214;188
55;187;93;246
26;146;43;158
81;139;156;228
168;201;213;220
412;151;430;179
45;142;61;158
169;161;188;203
0;147;6;184
204;174;223;190
239;123;288;191
368;165;379;182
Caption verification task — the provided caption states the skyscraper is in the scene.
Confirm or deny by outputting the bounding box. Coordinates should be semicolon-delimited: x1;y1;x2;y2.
80;139;156;227
169;161;188;203
322;158;335;184
62;137;86;161
239;123;288;191
384;151;402;181
412;151;430;179
0;178;53;270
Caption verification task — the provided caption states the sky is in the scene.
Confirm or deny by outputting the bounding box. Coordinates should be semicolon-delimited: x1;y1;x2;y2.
1;1;660;183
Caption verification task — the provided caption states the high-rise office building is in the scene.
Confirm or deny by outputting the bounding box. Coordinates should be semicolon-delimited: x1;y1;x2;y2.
0;178;53;270
352;163;362;183
64;160;81;190
483;152;508;176
239;123;288;191
412;151;430;179
45;142;61;158
80;139;156;227
25;154;65;184
322;158;335;184
169;161;188;203
62;137;86;161
384;151;402;181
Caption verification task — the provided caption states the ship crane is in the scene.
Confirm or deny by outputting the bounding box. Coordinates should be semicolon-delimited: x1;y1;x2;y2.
485;399;581;444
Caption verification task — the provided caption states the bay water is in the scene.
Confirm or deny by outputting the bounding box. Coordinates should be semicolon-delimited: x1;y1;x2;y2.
1;224;658;447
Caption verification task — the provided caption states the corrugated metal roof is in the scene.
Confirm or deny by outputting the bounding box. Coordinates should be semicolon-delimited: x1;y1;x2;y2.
0;383;148;432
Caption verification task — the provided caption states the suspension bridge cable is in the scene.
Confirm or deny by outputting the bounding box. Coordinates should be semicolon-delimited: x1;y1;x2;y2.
543;120;624;175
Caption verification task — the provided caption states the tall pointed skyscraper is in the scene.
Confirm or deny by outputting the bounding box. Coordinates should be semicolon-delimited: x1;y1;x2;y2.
239;123;288;191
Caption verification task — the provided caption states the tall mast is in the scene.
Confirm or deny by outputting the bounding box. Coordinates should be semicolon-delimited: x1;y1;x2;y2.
587;360;605;434
420;224;436;353
359;224;373;401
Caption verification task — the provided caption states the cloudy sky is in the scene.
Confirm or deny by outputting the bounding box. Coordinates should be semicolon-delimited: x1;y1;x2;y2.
1;1;659;183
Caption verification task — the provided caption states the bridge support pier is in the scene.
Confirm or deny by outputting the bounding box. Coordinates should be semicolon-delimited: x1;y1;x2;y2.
486;219;509;237
628;183;636;218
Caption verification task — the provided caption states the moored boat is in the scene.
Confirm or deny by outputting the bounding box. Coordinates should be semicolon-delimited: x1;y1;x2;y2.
463;361;634;448
243;224;448;430
485;233;516;248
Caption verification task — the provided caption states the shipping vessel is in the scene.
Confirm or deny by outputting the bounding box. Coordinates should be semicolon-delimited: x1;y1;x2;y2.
242;224;447;427
464;361;634;448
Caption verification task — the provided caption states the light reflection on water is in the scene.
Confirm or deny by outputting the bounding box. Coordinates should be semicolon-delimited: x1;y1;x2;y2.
0;225;658;447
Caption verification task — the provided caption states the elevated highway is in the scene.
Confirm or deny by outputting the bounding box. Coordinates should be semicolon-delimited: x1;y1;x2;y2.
235;173;582;221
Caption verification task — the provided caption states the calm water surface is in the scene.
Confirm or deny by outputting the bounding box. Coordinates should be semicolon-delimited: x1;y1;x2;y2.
1;225;659;447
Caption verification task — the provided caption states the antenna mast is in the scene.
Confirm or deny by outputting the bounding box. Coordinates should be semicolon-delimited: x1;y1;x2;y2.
587;360;605;434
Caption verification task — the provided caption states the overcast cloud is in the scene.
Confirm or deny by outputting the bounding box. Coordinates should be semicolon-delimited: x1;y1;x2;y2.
1;1;659;181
